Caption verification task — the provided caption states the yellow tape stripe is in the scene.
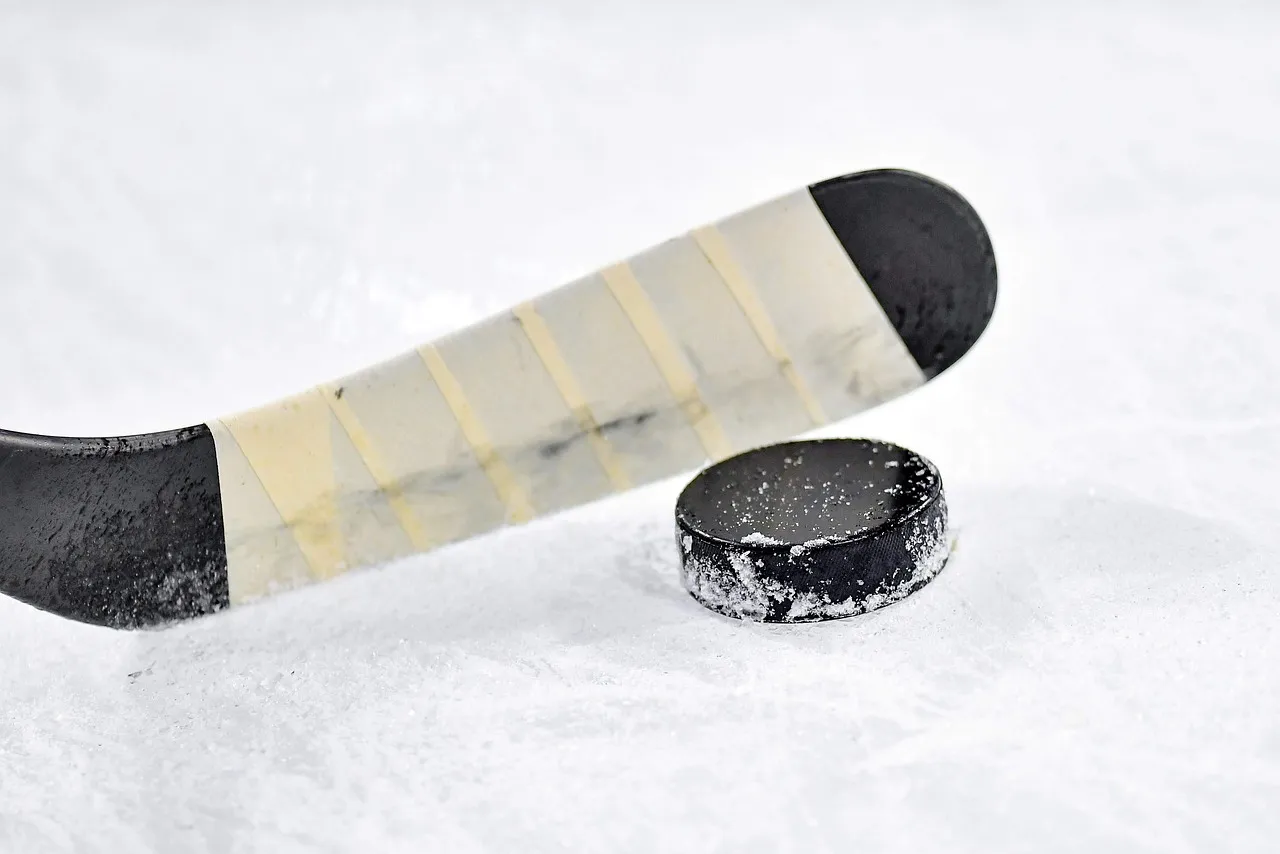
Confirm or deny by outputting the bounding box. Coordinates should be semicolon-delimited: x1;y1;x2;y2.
321;385;435;552
210;417;319;604
218;393;345;580
417;344;535;523
600;262;731;460
211;415;310;580
692;225;828;427
512;302;632;491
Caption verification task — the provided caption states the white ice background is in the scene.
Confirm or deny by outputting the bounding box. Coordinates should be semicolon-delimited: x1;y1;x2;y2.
2;2;1278;851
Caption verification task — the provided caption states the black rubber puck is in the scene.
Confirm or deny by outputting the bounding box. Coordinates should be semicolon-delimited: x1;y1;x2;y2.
675;438;949;622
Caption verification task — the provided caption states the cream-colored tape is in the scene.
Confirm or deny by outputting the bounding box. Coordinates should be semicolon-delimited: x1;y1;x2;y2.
691;225;828;427
322;384;434;551
714;190;925;413
324;351;508;548
512;302;631;492
626;237;811;453
209;418;314;605
215;391;419;600
210;183;927;610
533;273;707;486
434;314;613;515
218;390;344;580
417;344;535;523
600;262;731;461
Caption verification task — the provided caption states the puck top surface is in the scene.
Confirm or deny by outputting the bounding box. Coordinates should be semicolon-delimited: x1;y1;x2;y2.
676;438;941;549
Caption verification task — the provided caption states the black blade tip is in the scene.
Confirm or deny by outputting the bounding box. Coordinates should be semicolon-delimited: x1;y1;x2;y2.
809;168;998;379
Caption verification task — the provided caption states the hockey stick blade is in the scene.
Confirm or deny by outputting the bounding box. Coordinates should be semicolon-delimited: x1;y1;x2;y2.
0;168;997;628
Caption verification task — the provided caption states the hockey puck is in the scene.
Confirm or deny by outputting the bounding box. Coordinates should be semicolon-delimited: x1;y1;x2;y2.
675;438;949;622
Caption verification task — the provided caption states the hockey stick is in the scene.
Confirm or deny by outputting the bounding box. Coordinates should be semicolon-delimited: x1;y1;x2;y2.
0;169;997;629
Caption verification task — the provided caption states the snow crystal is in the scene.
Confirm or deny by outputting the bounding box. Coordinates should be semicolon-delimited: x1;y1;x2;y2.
741;532;783;546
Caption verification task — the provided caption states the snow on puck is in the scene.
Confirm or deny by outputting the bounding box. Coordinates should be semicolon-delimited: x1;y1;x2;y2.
674;438;949;622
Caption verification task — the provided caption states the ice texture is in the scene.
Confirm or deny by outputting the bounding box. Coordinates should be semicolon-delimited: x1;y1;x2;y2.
3;2;1280;852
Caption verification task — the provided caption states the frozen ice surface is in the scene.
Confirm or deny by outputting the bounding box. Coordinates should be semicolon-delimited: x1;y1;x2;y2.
3;2;1280;851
